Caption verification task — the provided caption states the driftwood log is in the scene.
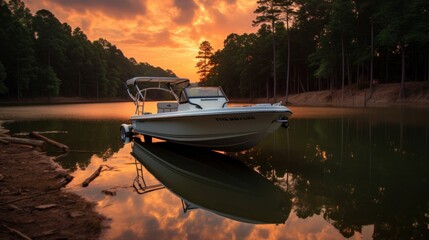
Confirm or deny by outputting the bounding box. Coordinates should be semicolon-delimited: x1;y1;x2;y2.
30;131;69;152
2;224;32;240
0;137;44;148
82;166;103;187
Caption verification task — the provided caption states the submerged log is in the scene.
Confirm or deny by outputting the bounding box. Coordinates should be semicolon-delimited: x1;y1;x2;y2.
82;166;103;187
0;137;44;148
30;131;69;152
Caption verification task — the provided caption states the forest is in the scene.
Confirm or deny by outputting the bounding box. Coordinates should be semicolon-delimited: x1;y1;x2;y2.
197;0;429;100
0;0;175;99
1;0;428;101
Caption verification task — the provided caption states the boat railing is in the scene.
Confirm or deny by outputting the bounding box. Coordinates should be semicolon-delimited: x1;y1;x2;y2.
134;91;145;115
133;87;179;115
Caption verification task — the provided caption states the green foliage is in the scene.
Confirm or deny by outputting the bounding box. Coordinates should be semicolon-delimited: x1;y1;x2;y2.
0;0;175;99
39;66;60;96
0;0;36;98
200;0;429;98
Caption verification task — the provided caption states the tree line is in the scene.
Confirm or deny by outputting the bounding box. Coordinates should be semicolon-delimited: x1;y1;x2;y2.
0;0;175;99
197;0;429;100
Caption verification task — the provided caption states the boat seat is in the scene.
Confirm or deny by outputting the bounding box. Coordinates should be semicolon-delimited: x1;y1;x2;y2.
157;102;179;113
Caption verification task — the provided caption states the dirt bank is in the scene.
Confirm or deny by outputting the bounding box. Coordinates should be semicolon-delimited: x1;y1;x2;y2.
232;81;429;108
0;135;106;239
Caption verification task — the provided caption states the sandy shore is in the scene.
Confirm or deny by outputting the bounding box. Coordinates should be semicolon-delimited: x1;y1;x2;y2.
0;133;106;239
231;81;429;108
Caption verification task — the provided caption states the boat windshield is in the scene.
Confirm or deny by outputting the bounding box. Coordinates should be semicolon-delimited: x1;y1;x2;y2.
185;87;225;98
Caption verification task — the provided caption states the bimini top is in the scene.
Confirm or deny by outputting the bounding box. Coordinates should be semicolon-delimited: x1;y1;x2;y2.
126;76;190;86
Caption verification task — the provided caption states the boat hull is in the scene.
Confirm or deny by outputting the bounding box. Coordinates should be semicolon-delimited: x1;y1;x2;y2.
131;106;291;151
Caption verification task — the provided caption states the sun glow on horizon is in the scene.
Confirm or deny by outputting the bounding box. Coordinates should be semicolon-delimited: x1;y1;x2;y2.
24;0;257;82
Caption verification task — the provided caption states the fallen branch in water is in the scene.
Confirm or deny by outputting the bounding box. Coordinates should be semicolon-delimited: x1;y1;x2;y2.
101;190;116;196
57;174;74;188
0;137;44;148
82;166;103;187
30;131;69;152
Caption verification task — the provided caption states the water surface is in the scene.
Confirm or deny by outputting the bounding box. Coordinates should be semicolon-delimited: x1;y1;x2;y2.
1;103;428;239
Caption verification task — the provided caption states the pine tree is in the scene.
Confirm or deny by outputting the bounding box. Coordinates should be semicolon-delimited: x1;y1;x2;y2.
253;0;282;102
196;41;214;83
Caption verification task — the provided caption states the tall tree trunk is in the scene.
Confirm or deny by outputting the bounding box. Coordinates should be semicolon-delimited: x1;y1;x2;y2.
341;34;345;103
347;54;351;85
413;48;417;81
399;44;406;99
356;64;359;85
250;75;253;100
370;20;374;93
426;45;429;81
294;63;297;93
17;58;20;100
78;69;81;97
266;78;269;102
318;78;321;91
96;73;99;100
385;52;389;83
47;49;51;67
285;11;291;103
272;19;277;103
306;67;309;91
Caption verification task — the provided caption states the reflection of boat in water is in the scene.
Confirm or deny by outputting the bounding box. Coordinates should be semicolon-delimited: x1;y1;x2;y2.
131;140;291;224
121;77;292;151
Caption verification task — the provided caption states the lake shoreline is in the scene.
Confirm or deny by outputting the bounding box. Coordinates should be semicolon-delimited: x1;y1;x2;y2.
0;96;127;106
1;82;428;109
0;126;106;239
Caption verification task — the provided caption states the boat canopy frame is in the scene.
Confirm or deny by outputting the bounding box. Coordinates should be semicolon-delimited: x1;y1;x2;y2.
126;77;190;101
126;76;190;87
126;77;190;114
133;87;179;115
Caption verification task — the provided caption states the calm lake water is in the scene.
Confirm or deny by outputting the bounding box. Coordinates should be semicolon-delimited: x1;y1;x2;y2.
1;102;429;239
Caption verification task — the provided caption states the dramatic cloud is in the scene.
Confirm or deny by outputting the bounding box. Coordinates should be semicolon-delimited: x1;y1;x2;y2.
23;0;258;82
173;0;198;25
52;0;146;19
124;30;181;48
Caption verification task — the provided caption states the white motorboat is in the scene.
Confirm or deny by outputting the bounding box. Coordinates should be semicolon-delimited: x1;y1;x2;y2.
121;76;292;151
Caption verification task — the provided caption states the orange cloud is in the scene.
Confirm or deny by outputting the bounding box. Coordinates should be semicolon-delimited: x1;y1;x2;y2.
24;0;257;82
172;0;198;25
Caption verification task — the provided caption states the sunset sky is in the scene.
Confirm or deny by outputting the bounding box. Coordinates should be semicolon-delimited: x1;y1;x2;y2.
24;0;258;82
